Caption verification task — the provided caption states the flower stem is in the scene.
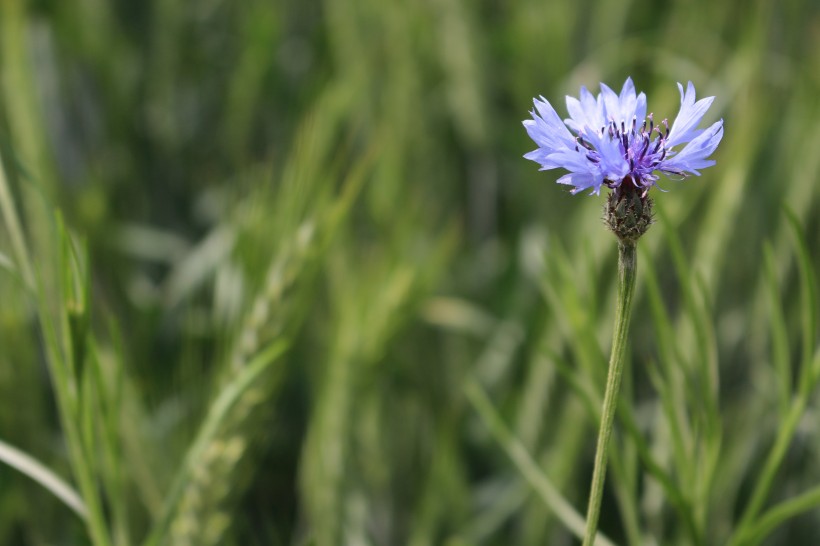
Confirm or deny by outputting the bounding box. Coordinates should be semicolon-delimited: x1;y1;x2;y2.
582;240;638;546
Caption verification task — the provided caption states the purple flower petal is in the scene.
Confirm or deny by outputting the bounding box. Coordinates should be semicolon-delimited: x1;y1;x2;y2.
557;171;604;195
618;78;638;123
565;86;604;133
634;92;647;124
666;81;716;148
599;82;622;123
523;97;575;152
661;120;724;175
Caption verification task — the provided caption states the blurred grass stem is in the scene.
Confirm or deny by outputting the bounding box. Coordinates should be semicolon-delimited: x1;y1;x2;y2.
0;152;34;287
465;377;616;546
0;438;87;519
582;241;637;546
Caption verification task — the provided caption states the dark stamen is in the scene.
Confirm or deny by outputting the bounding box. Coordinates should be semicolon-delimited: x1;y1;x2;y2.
652;141;661;154
638;137;651;160
576;137;594;151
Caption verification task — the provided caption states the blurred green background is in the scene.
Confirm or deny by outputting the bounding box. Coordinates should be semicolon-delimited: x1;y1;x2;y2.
1;0;820;545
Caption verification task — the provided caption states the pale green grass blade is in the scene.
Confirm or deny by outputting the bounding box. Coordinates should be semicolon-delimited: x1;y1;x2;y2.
729;215;820;545
26;218;114;546
783;208;818;392
0;152;33;288
142;340;289;546
762;242;791;416
464;376;617;546
0;438;87;519
655;208;722;530
640;250;692;462
743;466;820;546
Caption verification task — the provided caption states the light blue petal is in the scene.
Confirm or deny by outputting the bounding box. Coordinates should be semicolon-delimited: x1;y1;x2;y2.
557;171;604;194
618;78;637;122
599;83;621;123
546;148;596;172
524;97;576;149
581;86;604;128
533;96;565;128
666;81;716;148
523;146;564;170
565;96;590;133
634;92;647;124
523;121;570;153
565;86;605;133
584;129;629;180
661;119;723;175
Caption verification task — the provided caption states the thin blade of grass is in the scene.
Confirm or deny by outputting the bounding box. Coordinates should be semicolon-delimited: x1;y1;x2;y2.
741;475;820;545
0;438;87;519
464;376;617;546
783;207;818;392
762;242;791;416
141;339;289;546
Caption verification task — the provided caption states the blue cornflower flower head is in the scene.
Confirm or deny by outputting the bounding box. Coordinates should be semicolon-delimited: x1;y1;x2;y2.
523;78;724;198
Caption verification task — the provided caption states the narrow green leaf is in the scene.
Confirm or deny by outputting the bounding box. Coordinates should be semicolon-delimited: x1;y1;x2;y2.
0;438;87;520
783;207;818;393
464;376;618;546
737;481;820;546
142;339;289;546
762;242;791;415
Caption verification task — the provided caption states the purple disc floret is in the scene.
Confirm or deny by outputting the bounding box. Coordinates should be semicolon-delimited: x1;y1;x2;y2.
523;78;724;196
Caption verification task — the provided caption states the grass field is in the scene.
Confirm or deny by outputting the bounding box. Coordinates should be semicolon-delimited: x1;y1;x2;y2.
1;0;820;545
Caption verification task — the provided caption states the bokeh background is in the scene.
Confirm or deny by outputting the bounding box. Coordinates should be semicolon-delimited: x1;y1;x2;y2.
1;0;820;545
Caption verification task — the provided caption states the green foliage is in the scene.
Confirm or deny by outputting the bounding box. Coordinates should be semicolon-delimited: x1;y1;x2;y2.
1;0;819;545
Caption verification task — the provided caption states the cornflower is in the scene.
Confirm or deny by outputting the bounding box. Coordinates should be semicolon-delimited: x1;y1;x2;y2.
523;78;723;198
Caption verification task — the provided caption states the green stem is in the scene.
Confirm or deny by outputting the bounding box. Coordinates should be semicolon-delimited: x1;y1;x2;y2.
582;241;637;546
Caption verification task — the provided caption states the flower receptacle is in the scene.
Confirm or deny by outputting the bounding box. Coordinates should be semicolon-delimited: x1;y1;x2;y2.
604;187;653;243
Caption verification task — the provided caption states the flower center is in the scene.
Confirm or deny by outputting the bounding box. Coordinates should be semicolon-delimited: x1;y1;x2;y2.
582;113;684;195
609;114;669;175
